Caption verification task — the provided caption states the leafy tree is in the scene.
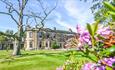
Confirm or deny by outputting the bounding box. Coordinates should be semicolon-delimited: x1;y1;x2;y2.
0;35;6;44
0;30;14;50
81;0;115;23
103;1;115;29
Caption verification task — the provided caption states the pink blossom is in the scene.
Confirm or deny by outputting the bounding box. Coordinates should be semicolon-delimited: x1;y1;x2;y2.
76;25;91;47
97;27;112;37
81;63;105;70
56;67;63;70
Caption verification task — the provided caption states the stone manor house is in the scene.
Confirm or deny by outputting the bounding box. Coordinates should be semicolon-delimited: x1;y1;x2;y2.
24;26;75;50
0;25;75;50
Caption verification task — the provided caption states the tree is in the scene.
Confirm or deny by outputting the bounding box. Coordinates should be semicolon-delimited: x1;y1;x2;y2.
0;30;13;50
0;35;6;49
81;0;115;23
0;0;57;56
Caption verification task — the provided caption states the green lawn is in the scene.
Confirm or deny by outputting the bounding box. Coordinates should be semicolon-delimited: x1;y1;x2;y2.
0;50;67;70
0;50;94;70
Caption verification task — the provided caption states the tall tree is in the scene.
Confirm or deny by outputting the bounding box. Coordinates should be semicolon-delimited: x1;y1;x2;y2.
0;0;57;55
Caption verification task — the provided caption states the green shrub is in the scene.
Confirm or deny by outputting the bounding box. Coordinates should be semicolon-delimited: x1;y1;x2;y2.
51;41;60;49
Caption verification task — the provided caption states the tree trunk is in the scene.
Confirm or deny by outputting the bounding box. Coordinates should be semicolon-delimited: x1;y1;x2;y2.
12;29;22;55
12;39;21;55
12;25;23;56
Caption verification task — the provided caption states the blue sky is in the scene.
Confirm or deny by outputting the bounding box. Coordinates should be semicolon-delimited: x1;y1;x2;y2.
0;0;94;32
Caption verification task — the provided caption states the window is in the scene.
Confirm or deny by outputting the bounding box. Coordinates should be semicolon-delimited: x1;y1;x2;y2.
52;33;56;38
29;42;33;48
38;32;42;38
46;33;50;38
29;32;32;38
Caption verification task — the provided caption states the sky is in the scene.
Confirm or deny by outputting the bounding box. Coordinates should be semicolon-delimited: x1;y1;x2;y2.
0;0;94;32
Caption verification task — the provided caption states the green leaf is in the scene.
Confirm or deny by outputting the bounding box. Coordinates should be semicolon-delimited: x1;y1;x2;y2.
108;11;115;16
87;23;93;36
93;20;99;35
104;45;115;57
106;66;113;70
103;1;115;12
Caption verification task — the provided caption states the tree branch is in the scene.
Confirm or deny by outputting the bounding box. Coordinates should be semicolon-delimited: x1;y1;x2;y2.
0;0;20;15
0;12;19;25
37;0;57;24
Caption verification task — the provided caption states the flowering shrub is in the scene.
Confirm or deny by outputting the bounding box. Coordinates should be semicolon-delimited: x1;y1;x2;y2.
56;1;115;70
78;23;115;69
56;22;115;70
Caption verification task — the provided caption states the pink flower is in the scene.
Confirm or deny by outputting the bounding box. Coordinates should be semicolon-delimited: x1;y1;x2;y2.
76;24;85;34
81;63;105;70
56;67;63;70
97;27;112;37
76;25;91;47
99;57;115;67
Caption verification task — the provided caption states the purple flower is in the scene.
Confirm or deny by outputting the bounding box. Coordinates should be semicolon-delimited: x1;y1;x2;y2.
81;63;105;70
81;31;91;44
76;25;91;47
76;24;85;34
99;57;115;67
97;27;112;37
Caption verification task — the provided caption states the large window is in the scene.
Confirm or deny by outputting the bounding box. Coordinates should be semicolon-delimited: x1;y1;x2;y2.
29;41;33;48
38;32;42;38
46;33;50;38
29;32;32;38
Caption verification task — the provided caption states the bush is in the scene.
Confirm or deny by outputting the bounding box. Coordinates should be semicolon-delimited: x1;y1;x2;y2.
51;41;60;49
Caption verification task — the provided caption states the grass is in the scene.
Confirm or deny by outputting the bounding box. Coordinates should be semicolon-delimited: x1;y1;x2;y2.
0;50;67;70
0;50;94;70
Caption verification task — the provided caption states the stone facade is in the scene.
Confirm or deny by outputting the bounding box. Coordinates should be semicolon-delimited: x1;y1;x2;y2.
24;26;75;50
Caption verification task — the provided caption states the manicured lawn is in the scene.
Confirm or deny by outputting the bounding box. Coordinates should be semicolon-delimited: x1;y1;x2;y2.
0;50;94;70
0;50;67;70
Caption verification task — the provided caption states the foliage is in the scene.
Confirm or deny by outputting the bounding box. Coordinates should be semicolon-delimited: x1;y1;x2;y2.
81;0;115;23
57;9;115;69
0;30;14;50
0;35;7;44
86;21;99;47
56;50;93;70
51;41;60;49
103;1;115;21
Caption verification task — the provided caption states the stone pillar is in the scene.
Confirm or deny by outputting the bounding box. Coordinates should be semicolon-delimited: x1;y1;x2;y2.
61;42;64;48
47;40;50;49
33;31;38;49
25;31;30;50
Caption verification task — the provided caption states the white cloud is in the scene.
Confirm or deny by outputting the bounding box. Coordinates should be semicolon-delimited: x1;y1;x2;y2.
54;12;76;32
63;0;94;26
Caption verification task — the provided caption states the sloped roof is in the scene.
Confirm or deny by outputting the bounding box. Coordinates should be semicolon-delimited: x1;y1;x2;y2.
26;27;76;34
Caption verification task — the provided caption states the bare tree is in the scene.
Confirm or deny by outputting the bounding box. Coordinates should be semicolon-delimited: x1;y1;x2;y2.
0;0;57;56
